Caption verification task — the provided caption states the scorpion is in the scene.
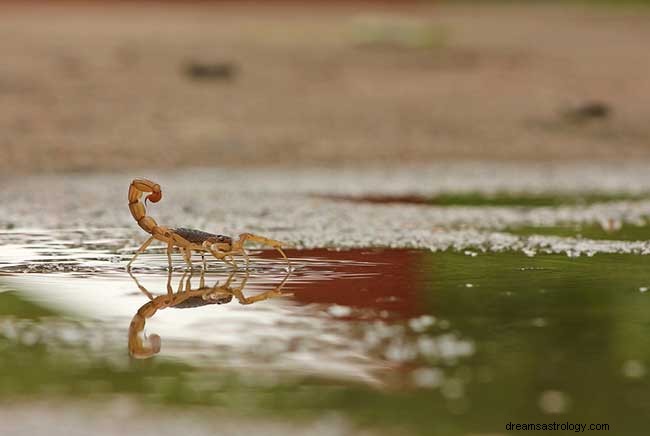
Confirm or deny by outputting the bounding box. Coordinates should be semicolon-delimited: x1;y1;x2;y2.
127;178;291;272
128;267;291;359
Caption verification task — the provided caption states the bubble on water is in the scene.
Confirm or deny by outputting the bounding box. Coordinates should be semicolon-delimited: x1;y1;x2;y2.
437;334;475;361
1;320;18;340
20;329;40;346
327;304;352;318
441;378;464;399
408;315;435;332
58;326;84;346
369;321;403;341
531;317;547;327
523;248;537;257
622;360;646;379
463;250;478;257
417;336;437;357
455;340;475;358
412;367;443;389
384;338;418;363
539;390;570;414
464;283;474;288
639;287;648;293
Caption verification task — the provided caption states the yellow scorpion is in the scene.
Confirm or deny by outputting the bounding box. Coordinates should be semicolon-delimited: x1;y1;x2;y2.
127;178;291;272
128;268;291;359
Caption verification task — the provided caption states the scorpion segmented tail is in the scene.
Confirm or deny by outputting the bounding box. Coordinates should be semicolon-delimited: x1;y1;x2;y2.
128;300;161;359
128;178;162;235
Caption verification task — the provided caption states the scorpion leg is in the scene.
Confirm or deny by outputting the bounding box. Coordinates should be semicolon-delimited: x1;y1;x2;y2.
199;258;206;289
226;255;239;271
230;254;250;291
127;236;155;271
202;241;239;270
231;284;292;305
222;249;250;290
275;259;293;292
182;248;193;271
166;240;175;297
223;268;238;287
128;269;155;301
201;268;237;300
217;252;239;271
231;239;290;293
231;233;292;272
166;239;174;272
177;270;190;293
166;265;174;299
185;261;196;291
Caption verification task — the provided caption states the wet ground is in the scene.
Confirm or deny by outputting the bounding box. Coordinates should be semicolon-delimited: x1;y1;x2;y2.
2;164;650;435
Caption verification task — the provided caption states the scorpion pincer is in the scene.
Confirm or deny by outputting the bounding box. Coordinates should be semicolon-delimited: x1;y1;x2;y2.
127;178;291;272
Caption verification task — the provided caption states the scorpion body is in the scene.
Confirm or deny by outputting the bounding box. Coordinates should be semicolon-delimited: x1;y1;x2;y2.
127;178;290;272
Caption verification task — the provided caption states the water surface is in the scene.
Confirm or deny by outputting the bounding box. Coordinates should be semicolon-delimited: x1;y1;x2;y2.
1;230;649;435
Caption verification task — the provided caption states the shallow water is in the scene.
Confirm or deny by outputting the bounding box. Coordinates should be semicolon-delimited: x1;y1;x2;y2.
1;230;650;434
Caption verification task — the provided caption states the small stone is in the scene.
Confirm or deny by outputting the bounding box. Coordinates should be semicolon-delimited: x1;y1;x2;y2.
622;360;646;379
408;315;435;332
531;317;547;327
412;367;443;388
441;378;464;399
539;390;570;414
328;304;352;318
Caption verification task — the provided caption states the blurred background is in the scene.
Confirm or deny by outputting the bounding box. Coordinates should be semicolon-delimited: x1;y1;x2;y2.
3;2;650;436
3;0;650;174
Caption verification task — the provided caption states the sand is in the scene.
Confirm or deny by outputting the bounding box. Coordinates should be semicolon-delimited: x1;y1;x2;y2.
2;2;650;174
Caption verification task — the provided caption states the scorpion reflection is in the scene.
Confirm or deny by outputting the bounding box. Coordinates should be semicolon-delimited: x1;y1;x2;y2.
128;264;292;359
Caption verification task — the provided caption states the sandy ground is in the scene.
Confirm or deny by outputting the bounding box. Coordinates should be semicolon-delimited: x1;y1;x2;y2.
2;3;650;174
4;162;650;254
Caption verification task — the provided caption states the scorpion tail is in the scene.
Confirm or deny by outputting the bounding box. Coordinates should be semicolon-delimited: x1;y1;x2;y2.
128;302;162;359
128;178;162;234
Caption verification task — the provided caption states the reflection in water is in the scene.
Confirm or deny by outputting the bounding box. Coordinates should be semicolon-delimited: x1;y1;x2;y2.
0;231;475;386
280;249;424;319
3;230;650;434
128;266;292;359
